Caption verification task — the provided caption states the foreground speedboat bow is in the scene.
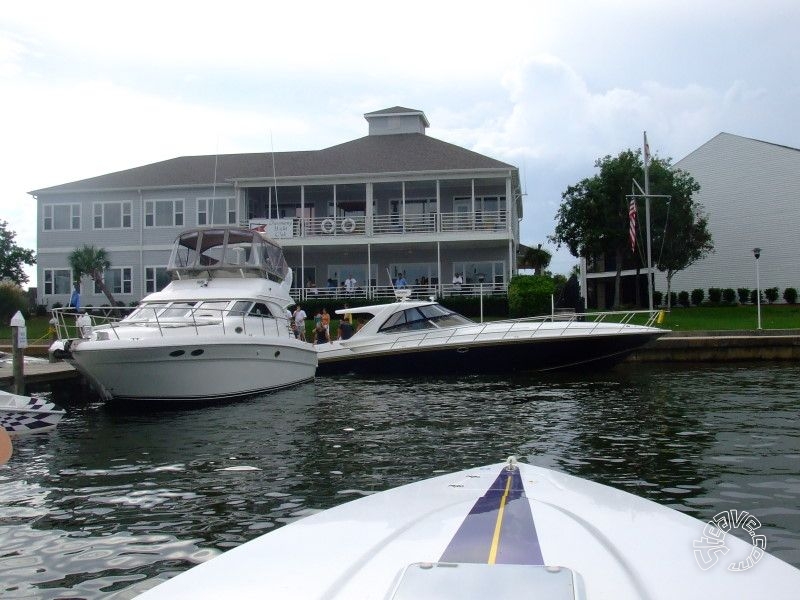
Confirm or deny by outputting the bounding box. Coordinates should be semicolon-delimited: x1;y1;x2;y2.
50;227;317;403
135;457;799;599
317;299;664;375
0;390;65;436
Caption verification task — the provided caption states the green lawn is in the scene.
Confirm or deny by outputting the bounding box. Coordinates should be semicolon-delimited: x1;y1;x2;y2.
656;304;800;331
1;304;798;345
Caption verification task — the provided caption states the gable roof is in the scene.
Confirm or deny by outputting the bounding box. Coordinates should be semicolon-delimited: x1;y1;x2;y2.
31;133;515;194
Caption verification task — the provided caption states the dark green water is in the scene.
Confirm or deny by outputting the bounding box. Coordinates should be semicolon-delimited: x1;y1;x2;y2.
1;363;798;598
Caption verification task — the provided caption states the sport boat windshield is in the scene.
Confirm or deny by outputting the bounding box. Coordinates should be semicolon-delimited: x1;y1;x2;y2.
378;303;473;333
167;227;289;280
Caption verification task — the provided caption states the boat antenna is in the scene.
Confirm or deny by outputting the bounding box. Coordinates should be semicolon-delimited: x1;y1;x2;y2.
270;131;279;217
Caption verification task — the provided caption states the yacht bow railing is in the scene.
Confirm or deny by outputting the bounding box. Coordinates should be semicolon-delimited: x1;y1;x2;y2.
349;309;662;352
50;306;294;342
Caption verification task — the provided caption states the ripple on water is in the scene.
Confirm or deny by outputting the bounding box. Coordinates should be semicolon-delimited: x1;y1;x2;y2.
1;363;798;598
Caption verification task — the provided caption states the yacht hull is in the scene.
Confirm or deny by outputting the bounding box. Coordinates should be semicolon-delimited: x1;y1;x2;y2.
317;330;660;375
69;336;316;402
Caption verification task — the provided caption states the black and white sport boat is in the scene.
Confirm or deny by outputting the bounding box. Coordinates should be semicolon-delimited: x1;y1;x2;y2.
316;297;664;375
50;227;317;403
134;457;800;599
0;390;65;436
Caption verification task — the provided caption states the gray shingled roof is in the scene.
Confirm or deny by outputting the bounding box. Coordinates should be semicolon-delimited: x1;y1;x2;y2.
31;133;516;194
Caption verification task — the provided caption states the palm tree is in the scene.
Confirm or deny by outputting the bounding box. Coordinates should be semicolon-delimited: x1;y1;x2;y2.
518;244;552;276
68;245;116;306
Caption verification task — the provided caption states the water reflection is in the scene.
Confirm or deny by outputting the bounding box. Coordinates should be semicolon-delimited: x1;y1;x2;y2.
0;364;798;599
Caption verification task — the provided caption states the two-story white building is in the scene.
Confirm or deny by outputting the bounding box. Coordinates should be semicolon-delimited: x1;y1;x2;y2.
31;107;522;307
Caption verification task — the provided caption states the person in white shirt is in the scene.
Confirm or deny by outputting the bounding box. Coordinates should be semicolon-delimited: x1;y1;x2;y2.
293;305;307;341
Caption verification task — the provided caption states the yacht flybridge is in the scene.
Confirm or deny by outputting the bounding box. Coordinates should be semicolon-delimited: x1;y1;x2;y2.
50;227;317;403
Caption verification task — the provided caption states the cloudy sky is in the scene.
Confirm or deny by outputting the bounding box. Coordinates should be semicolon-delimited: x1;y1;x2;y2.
3;0;799;285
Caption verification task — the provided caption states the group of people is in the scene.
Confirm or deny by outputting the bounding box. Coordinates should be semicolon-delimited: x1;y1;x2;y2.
289;304;360;345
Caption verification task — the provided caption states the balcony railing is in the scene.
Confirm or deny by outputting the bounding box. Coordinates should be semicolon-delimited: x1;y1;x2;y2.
249;210;508;240
294;282;507;302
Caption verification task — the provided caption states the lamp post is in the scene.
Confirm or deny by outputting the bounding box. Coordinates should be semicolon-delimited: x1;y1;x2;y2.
753;247;762;330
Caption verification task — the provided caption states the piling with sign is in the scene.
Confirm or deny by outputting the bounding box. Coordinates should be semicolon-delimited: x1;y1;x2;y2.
10;311;27;395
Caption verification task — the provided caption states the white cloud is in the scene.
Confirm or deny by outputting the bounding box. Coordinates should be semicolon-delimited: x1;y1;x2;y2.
2;1;800;285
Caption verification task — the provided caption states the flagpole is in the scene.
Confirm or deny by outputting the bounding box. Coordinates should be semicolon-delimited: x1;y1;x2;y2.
644;131;653;311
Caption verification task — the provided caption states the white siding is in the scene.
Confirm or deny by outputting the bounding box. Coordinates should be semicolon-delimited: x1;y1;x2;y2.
656;133;800;296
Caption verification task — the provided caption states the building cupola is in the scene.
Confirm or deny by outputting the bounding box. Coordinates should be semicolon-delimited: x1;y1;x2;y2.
364;106;430;136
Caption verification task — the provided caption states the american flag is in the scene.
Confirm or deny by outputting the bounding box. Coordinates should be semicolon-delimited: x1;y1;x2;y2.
629;196;637;253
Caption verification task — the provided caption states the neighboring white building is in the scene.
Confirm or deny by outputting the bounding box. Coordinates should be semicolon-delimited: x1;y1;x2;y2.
655;132;800;297
31;107;522;307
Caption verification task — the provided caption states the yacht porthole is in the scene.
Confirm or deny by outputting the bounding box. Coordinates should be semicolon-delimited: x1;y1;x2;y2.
169;350;185;357
191;349;204;356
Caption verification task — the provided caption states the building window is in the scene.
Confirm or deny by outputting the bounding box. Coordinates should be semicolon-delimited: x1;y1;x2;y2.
43;204;81;231
95;267;133;295
145;200;184;227
44;269;72;295
198;197;237;226
145;266;171;293
93;202;132;229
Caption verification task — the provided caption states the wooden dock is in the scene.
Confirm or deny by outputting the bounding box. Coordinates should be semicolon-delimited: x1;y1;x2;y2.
0;345;80;389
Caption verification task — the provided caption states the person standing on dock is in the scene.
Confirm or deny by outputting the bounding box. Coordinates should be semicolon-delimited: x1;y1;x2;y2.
69;283;81;310
293;305;307;342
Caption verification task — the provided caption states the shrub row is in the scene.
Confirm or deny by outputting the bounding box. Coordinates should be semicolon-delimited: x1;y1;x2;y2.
654;286;798;307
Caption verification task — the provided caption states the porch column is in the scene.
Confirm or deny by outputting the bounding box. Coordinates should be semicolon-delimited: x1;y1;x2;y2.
505;174;512;233
366;182;373;236
367;243;372;299
300;185;305;236
437;241;442;297
471;179;476;230
401;181;406;233
436;179;441;232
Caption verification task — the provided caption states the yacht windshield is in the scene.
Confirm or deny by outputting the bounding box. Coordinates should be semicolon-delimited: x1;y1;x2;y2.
126;303;169;322
378;304;473;334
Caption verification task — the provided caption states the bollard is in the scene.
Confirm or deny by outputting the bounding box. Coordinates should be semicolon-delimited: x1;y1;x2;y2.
10;311;27;395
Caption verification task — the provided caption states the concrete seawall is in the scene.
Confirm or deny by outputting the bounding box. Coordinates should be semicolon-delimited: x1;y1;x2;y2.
626;329;800;362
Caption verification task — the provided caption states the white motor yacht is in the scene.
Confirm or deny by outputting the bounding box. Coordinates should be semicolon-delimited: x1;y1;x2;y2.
316;296;664;375
50;227;317;403
134;457;800;599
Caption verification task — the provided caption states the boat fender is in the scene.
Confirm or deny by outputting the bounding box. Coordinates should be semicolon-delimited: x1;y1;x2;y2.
341;217;356;233
321;219;336;234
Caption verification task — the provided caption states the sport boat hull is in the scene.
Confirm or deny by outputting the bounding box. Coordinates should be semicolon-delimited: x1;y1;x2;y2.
317;330;661;375
68;336;317;402
0;391;65;436
134;459;800;599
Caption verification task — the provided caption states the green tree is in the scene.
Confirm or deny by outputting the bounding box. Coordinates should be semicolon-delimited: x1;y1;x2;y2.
550;150;641;308
550;149;711;309
647;162;713;308
517;244;552;275
508;274;555;317
0;221;36;285
68;245;116;306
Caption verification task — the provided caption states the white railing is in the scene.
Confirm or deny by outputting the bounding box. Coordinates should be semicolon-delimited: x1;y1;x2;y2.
248;210;507;239
373;309;662;352
50;306;293;341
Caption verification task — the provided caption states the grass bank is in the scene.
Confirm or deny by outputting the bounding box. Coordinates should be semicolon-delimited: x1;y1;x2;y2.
1;304;798;344
656;304;800;331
